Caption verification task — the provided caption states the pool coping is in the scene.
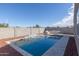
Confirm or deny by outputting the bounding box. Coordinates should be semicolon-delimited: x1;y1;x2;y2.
6;36;69;56
43;36;69;56
6;39;32;56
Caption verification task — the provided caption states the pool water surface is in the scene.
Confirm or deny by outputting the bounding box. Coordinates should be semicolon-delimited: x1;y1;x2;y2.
15;36;62;56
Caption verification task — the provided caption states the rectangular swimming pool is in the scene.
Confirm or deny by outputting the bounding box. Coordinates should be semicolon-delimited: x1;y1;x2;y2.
15;35;62;56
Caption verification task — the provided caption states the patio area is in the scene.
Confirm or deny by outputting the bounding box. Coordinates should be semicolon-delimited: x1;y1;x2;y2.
0;36;78;56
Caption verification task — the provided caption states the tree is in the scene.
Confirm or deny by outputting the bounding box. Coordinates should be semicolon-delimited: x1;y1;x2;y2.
0;23;9;27
33;24;40;28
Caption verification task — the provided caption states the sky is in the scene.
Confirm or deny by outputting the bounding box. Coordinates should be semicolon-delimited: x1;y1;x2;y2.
0;3;73;27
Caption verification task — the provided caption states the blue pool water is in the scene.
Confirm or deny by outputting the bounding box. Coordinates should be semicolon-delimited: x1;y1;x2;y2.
16;36;62;56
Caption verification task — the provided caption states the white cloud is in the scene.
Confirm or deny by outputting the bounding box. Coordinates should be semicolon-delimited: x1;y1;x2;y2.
53;4;74;27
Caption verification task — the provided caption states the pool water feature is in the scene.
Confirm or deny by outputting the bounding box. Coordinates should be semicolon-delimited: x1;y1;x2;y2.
15;36;62;56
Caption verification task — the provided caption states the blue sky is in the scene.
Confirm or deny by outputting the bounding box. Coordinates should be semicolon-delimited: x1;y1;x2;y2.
0;3;72;27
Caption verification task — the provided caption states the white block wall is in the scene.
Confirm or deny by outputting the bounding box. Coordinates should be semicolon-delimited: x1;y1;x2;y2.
0;27;45;39
0;28;14;39
14;27;30;37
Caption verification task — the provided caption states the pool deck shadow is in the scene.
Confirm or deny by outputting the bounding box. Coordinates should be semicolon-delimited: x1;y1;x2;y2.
0;44;22;56
64;37;78;56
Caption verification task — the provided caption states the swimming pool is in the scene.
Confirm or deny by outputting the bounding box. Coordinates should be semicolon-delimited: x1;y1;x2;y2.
15;35;62;56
